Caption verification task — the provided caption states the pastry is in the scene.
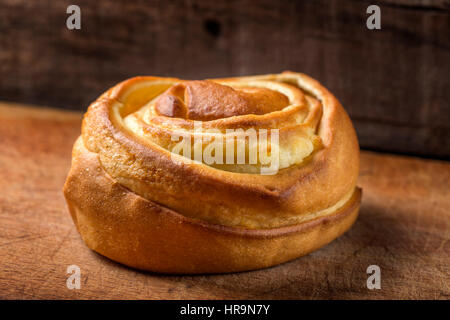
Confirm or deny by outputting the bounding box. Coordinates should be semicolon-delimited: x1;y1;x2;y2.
63;71;361;273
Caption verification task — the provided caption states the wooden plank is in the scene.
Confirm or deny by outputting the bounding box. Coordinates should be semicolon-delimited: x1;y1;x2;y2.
0;0;449;158
0;102;448;299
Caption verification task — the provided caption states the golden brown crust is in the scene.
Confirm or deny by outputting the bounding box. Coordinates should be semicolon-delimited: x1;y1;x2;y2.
63;71;361;273
63;137;361;273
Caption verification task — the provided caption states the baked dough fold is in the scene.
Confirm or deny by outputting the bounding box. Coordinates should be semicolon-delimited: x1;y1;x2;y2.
64;71;361;273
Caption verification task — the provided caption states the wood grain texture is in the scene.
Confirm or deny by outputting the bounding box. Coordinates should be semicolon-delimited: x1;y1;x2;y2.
0;0;449;158
0;102;448;299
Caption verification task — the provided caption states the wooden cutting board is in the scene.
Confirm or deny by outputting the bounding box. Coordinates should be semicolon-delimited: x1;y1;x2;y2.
0;102;448;299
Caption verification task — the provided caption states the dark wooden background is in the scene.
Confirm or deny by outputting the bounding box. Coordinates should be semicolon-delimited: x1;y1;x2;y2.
0;0;449;158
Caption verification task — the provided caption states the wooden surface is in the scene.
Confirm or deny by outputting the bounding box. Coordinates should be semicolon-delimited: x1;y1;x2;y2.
0;0;449;158
0;102;449;300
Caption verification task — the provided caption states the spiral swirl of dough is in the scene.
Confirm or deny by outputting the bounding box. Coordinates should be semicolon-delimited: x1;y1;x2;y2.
81;71;359;229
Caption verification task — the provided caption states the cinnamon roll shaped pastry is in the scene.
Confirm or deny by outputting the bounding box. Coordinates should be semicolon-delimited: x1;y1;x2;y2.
63;71;361;273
